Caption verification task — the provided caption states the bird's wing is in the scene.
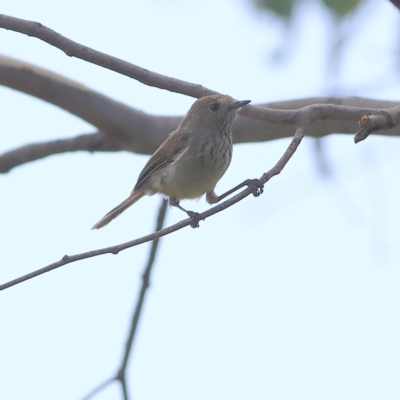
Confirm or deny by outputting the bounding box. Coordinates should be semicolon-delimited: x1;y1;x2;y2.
133;130;189;191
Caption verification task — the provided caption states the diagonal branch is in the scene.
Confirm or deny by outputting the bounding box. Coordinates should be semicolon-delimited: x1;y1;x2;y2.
0;14;216;99
0;128;306;291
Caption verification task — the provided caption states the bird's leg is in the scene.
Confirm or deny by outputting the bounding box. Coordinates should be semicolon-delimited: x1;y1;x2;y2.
169;197;203;228
206;179;264;204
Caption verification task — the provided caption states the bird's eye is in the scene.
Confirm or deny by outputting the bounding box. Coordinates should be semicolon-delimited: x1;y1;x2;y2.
209;103;220;112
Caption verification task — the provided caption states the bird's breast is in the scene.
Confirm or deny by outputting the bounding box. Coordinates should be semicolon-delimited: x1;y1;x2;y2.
155;134;232;200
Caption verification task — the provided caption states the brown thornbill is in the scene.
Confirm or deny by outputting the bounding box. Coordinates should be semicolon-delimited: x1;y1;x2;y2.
92;94;251;229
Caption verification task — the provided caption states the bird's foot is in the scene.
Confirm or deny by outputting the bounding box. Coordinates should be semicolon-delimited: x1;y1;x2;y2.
186;211;204;229
246;179;264;197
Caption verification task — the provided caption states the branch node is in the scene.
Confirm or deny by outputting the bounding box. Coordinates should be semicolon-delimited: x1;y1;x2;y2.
115;369;124;382
355;111;397;143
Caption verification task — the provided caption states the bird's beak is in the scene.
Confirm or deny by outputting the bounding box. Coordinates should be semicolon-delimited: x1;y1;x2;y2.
232;99;251;110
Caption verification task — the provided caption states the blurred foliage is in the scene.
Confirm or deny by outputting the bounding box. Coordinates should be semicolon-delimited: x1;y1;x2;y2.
254;0;294;17
322;0;361;16
253;0;362;18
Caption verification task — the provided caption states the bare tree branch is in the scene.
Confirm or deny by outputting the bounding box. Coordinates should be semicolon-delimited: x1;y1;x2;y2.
2;94;399;173
1;54;399;142
1;57;400;173
0;132;123;173
0;126;308;291
0;15;399;130
1;50;400;173
0;54;179;154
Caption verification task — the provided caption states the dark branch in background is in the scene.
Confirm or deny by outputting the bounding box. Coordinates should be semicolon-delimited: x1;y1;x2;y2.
81;199;168;400
1;64;400;173
2;127;309;291
0;132;123;173
1;55;400;148
0;53;181;156
389;0;400;11
1;89;400;173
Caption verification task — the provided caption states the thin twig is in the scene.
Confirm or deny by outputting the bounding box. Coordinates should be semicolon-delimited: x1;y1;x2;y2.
261;127;305;182
116;199;168;396
80;199;168;400
120;383;129;400
81;377;115;400
0;129;305;291
0;14;215;99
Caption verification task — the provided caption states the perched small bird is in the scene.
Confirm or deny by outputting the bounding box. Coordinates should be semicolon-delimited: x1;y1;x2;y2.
92;94;251;229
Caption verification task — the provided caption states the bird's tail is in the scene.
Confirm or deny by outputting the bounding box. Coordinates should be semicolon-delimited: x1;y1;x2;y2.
92;190;145;230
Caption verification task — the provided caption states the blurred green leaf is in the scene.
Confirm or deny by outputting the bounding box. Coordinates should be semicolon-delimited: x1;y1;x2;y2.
322;0;360;16
254;0;295;17
251;0;364;18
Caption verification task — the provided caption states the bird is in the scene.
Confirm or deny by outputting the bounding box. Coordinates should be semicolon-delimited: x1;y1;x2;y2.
92;94;251;230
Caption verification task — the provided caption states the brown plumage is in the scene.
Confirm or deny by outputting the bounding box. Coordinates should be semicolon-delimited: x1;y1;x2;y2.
92;94;251;229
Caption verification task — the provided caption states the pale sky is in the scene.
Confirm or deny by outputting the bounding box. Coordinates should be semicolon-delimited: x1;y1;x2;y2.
1;1;400;399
